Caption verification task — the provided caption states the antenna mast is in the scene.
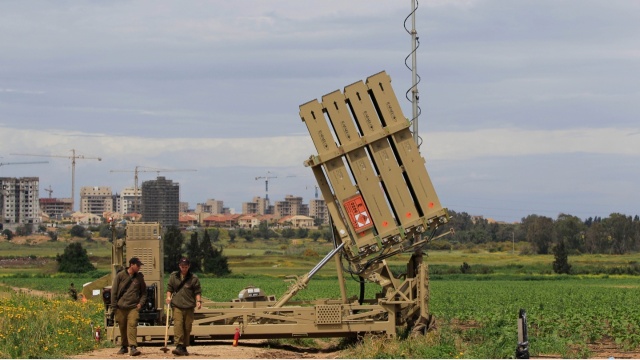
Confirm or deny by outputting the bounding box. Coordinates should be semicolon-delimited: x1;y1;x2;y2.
405;0;421;146
411;0;419;144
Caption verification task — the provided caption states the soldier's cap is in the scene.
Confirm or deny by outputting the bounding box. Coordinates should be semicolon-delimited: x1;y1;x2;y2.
129;257;144;266
179;257;190;265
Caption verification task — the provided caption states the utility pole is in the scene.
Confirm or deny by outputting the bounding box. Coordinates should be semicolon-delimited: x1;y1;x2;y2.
11;149;101;212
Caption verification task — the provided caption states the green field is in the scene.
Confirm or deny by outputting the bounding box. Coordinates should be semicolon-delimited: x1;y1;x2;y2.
1;237;640;358
2;274;639;358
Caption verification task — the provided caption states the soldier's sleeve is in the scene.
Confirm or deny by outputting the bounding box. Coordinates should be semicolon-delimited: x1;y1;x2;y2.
138;273;147;307
193;276;202;296
111;273;119;308
166;273;175;293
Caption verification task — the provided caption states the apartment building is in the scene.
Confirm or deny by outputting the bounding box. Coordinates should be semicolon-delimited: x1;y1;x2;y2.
39;197;73;220
274;195;309;218
196;199;224;215
242;196;271;215
309;198;328;225
118;186;141;214
80;186;113;216
141;176;179;227
0;177;41;227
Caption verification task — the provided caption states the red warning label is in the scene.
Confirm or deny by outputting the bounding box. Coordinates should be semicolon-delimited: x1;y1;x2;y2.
343;195;373;233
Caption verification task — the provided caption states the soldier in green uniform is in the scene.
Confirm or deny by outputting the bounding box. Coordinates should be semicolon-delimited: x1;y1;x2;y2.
111;257;147;356
166;257;202;356
68;282;78;301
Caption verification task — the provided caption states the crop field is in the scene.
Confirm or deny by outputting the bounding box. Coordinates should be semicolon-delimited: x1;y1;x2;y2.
1;237;640;358
2;273;639;358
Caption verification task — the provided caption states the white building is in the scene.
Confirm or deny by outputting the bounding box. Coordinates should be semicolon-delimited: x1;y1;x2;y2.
196;199;224;215
80;186;113;216
119;187;141;214
0;177;41;227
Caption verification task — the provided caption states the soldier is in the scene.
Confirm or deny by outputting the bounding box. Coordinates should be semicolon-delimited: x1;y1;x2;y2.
111;257;147;356
68;282;78;301
166;257;202;356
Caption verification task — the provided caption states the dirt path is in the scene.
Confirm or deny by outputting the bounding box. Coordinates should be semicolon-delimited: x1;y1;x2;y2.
7;285;57;299
70;339;344;359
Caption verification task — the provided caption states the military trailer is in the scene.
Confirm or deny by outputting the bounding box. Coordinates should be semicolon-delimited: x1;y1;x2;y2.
83;71;450;344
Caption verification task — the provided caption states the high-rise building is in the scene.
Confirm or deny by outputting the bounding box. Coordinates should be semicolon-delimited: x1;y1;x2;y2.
80;186;113;216
309;198;328;225
0;177;41;227
141;176;179;227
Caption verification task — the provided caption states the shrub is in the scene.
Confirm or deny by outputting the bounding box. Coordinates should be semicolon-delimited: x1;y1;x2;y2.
303;249;319;257
56;242;96;273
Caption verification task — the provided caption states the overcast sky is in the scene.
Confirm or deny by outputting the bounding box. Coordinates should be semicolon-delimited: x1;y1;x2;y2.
1;1;639;223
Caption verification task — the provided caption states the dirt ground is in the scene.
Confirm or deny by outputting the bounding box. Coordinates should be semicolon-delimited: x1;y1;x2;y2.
69;339;344;359
6;234;52;244
69;339;640;359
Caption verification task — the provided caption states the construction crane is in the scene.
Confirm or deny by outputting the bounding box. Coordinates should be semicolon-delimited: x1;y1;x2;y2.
308;185;319;199
10;149;101;212
255;171;277;201
0;161;49;168
110;166;197;213
44;185;53;198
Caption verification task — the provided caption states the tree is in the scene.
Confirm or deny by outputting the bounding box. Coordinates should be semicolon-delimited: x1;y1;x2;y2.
186;232;203;273
584;221;607;254
164;226;184;273
295;228;309;239
603;213;637;254
555;213;587;253
48;231;58;242
2;229;13;240
310;230;322;242
257;221;273;239
282;228;295;239
522;215;554;254
56;242;96;273
70;225;86;238
15;224;33;236
203;246;231;276
209;228;220;242
228;230;237;243
201;229;231;276
552;241;571;274
98;224;112;238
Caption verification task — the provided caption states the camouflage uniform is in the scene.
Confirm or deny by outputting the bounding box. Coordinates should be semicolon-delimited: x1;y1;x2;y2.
111;262;147;353
167;267;202;352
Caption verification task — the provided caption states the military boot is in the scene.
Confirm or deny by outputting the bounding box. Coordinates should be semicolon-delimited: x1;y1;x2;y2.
172;345;188;356
117;346;127;354
129;346;141;356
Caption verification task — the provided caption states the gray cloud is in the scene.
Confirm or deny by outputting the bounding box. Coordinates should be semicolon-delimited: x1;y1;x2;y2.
1;0;638;222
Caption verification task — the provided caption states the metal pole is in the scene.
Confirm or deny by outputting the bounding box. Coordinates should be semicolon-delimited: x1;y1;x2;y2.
411;0;419;144
71;149;76;212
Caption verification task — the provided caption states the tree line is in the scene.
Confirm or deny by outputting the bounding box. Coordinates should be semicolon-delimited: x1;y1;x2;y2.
445;210;640;255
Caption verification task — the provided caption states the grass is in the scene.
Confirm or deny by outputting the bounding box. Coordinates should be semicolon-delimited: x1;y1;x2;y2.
0;286;105;358
2;237;640;358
